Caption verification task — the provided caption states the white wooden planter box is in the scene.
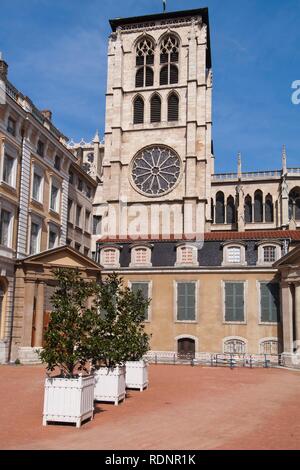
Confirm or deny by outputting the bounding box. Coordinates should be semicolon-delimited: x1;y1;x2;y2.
94;366;126;405
126;360;149;391
43;375;95;428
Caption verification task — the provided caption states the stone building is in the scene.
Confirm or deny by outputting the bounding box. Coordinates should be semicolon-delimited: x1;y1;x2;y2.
0;56;99;363
92;8;300;366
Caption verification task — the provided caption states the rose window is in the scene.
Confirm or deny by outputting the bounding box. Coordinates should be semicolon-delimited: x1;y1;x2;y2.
131;146;181;196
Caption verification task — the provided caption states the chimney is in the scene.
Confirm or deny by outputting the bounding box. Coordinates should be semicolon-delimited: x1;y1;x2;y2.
0;52;8;81
41;109;52;121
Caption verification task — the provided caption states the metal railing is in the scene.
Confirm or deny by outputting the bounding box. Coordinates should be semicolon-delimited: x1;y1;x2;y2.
145;352;282;369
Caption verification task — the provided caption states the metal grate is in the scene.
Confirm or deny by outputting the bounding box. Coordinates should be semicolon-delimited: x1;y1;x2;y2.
133;96;144;124
168;93;179;121
150;95;161;123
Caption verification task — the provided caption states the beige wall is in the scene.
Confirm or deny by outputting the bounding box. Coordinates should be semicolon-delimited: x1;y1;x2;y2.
119;270;281;355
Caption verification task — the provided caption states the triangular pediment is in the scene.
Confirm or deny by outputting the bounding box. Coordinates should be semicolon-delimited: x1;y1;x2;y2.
274;245;300;268
21;246;102;270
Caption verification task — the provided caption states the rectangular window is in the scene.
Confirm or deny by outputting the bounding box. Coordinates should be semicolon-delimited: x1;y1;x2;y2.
93;215;102;235
228;247;241;264
131;282;150;321
78;179;83;191
224;282;245;322
0;209;11;246
177;282;196;322
260;282;280;323
263;246;276;263
76;205;82;227
69;171;74;184
32;172;42;202
67;199;73;222
7;117;16;136
30;222;40;255
84;247;90;258
85;210;91;232
37;140;44;157
75;243;81;252
48;227;58;249
50;183;59;212
54;155;61;171
3;154;14;186
86;186;92;199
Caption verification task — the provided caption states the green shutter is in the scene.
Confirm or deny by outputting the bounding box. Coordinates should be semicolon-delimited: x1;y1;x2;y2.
131;283;149;320
225;282;245;322
261;283;280;323
177;283;196;321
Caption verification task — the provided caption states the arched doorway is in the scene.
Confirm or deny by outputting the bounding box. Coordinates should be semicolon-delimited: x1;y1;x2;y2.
177;338;195;359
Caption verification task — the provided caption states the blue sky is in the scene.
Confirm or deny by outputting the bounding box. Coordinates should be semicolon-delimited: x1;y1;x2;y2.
0;0;299;172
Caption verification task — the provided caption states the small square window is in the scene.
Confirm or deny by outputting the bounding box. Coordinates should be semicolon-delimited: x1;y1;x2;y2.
227;247;241;264
102;248;118;266
263;246;276;263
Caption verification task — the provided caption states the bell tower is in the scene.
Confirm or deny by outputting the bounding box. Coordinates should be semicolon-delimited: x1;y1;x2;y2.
100;8;213;240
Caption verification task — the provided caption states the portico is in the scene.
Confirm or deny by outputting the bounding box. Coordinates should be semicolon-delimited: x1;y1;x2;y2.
275;246;300;366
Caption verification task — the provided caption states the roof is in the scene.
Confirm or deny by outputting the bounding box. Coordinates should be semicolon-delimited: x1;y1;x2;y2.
273;244;300;267
97;230;300;244
110;8;212;68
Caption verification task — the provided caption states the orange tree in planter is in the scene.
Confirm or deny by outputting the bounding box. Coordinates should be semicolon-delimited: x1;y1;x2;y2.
39;268;98;378
89;273;151;370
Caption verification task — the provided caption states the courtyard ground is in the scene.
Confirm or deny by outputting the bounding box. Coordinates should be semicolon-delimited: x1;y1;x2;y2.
0;364;299;450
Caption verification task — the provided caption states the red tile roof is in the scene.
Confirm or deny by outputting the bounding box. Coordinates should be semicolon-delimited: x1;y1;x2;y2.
97;230;300;243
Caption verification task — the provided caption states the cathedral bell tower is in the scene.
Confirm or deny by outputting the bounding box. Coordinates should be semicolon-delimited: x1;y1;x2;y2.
100;8;213;241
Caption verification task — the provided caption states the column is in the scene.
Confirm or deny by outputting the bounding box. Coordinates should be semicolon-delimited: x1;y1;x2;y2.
295;283;300;353
22;280;36;347
34;282;45;347
281;282;293;354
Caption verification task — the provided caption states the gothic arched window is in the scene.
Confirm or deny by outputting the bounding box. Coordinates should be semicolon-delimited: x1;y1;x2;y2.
160;35;179;85
226;196;236;224
133;96;144;124
216;192;225;224
254;190;263;223
265;194;274;223
289;188;300;221
244;195;252;223
168;93;179;121
135;37;155;88
150;94;161;123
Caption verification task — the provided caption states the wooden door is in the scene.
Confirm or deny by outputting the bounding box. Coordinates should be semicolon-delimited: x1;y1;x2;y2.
178;338;195;359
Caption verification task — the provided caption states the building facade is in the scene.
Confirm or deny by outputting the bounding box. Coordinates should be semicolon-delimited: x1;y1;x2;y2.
93;8;300;365
0;57;98;363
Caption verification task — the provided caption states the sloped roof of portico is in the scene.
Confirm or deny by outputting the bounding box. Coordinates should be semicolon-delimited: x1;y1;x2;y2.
274;244;300;268
16;245;102;271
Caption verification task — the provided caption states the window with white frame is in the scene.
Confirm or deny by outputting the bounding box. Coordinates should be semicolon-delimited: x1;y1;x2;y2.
176;245;198;266
224;338;246;354
222;243;246;266
130;246;152;267
100;247;120;267
32;166;44;203
29;219;41;255
260;282;280;323
50;180;60;213
48;224;59;249
2;154;16;187
260;339;279;355
257;243;281;265
0;208;13;247
176;282;197;322
130;282;150;321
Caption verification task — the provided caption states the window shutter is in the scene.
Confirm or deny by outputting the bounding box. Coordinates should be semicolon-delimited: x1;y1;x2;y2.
135;68;144;88
133;97;144;124
146;53;154;65
160;65;168;85
151;95;161;123
136;55;144;66
131;283;149;320
168;94;179;121
160;53;168;64
177;283;196;321
261;283;280;323
225;283;244;322
170;51;179;63
170;65;178;84
145;67;154;87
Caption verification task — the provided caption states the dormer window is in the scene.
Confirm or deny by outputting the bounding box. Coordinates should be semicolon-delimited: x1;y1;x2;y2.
176;244;199;267
222;242;247;266
100;247;120;268
257;242;281;266
130;245;152;267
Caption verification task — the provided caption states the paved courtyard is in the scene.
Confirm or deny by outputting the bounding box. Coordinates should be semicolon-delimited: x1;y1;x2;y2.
0;364;300;450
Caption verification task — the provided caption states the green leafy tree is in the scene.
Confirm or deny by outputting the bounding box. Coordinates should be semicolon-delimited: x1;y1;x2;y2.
90;273;151;369
39;268;98;378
